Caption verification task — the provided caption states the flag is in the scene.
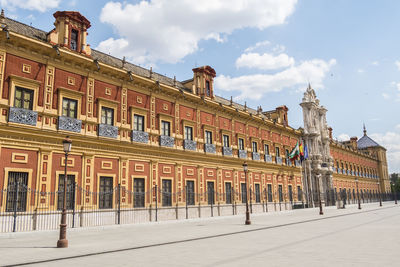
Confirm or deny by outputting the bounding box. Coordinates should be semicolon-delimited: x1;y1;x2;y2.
303;144;308;161
289;141;300;159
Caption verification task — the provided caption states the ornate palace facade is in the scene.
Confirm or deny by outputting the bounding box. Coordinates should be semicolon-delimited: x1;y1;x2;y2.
0;11;389;218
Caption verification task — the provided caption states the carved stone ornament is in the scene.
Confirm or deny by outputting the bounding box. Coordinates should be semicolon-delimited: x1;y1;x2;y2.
204;143;216;154
131;130;149;143
58;116;82;133
184;139;197;151
238;149;247;159
98;123;118;138
9;107;37;126
222;146;233;156
160;135;174;147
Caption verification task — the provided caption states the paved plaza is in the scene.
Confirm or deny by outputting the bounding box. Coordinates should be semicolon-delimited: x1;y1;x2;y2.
0;202;399;266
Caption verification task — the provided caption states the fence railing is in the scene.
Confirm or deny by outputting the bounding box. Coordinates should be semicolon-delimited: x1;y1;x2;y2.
0;184;396;233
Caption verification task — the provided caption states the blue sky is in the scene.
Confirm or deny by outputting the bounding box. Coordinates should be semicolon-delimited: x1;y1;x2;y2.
1;0;399;172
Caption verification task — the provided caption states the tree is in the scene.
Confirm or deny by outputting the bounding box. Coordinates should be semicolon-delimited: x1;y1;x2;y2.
390;173;400;193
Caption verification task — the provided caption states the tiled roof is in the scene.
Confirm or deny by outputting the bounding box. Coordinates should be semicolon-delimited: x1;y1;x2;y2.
357;135;380;149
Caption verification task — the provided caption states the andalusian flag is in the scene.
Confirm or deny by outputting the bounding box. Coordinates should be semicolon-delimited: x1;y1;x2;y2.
289;141;300;159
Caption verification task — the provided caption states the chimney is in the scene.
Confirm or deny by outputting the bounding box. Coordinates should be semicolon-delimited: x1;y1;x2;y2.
350;136;358;150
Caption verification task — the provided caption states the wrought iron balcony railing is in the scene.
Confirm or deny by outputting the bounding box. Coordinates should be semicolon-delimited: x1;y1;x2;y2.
98;124;118;138
131;130;149;143
222;146;232;156
8;107;37;126
204;143;216;154
184;139;197;151
160;135;174;147
58;116;81;133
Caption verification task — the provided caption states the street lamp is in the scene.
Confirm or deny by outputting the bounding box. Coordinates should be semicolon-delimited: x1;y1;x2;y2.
377;181;382;207
57;136;72;248
355;178;361;210
243;162;251;225
392;182;398;205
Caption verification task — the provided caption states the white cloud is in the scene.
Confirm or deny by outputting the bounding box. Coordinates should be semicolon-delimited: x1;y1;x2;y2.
395;61;400;71
0;0;60;12
235;52;294;70
371;130;400;173
244;41;271;53
371;61;379;66
382;93;390;100
337;134;350;141
98;0;298;65
357;69;365;73
215;58;336;100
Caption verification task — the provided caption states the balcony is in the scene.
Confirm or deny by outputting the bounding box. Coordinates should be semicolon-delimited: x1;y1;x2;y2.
160;135;174;147
222;146;232;156
204;143;216;154
295;160;301;167
252;152;260;161
286;158;292;166
58;116;81;133
238;150;247;159
264;154;272;162
131;130;149;144
276;157;283;165
98;124;118;138
8;107;37;126
184;139;197;151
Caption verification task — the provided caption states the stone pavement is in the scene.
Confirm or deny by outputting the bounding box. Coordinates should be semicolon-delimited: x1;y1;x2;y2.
0;202;399;266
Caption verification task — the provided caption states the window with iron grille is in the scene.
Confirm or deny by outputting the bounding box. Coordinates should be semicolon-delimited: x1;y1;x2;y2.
184;126;193;140
223;135;230;147
241;183;247;203
6;172;28;212
70;29;78;51
206;80;211;96
255;184;260;203
225;182;232;204
207;181;215;205
267;184;273;202
186;180;195;205
264;144;269;155
62;98;77;118
252;141;258;153
278;185;283;202
133;114;145;132
297;186;302;201
276;147;280;157
14;86;33;110
101;107;114;125
57;174;75;210
162;179;172;206
205;130;212;144
238;138;244;150
161;120;170;136
134;178;145;208
288;185;293;202
99;177;113;209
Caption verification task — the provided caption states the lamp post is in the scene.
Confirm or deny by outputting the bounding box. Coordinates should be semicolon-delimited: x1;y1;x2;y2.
377;181;382;207
243;162;251;225
393;182;398;205
57;136;72;248
355;178;361;210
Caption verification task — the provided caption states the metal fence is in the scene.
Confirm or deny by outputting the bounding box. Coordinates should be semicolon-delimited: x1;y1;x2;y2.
0;183;396;233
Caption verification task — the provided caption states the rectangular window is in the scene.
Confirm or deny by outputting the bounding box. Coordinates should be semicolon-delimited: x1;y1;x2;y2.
267;184;273;202
252;141;258;153
99;177;113;209
62;98;78;118
161;120;170;136
225;182;232;204
6;172;28;212
255;184;260;203
241;183;247;204
70;29;78;51
186;180;195;205
223;135;230;147
101;107;114;125
207;181;215;205
14;86;33;110
162;179;172;206
205;130;212;144
276;147;280;157
238;138;244;150
184;126;193;140
57;174;75;210
133;114;145;132
288;185;293;202
133;178;145;208
286;149;290;158
297;186;302;201
264;144;269;155
206;80;211;96
278;185;283;202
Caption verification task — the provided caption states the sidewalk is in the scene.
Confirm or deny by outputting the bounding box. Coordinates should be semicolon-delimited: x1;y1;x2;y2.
0;202;399;266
